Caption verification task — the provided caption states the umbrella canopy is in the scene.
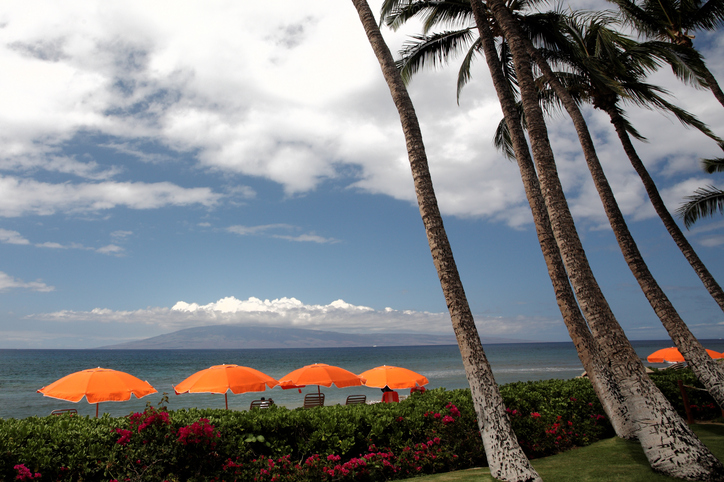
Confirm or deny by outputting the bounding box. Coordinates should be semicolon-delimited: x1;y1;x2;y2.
37;367;157;417
278;363;365;392
646;347;723;363
359;365;429;389
174;364;278;409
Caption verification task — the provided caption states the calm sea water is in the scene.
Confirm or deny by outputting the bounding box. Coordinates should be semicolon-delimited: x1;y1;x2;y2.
2;339;722;419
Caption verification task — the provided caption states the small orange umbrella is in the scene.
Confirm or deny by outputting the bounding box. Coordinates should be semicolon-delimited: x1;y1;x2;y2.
174;364;278;409
278;363;365;394
359;365;429;389
646;347;723;363
37;367;157;417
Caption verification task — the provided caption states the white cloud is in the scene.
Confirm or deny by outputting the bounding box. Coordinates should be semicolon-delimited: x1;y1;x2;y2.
0;175;221;217
0;271;54;292
0;227;129;255
0;229;30;245
227;224;338;244
111;230;133;240
96;244;125;255
31;295;559;337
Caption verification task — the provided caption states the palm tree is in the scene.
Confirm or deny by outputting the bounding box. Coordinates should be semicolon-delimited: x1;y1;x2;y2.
469;4;635;439
380;1;724;476
383;0;635;438
349;1;541;480
606;0;724;108
536;11;724;316
476;0;724;478
390;2;724;315
521;11;724;412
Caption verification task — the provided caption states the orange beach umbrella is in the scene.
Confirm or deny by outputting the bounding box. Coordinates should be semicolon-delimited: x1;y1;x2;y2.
278;363;365;394
37;367;157;417
646;347;723;363
174;364;278;409
359;365;429;389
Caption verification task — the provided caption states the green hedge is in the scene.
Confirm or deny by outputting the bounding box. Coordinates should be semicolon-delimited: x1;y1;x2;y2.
1;370;718;482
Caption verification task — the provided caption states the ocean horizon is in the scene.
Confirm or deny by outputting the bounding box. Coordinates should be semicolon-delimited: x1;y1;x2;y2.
2;339;722;420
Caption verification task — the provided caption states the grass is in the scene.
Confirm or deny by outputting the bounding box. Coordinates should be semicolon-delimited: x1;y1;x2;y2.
409;423;724;481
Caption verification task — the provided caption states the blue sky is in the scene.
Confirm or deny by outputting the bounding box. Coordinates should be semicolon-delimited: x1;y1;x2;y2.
0;0;722;348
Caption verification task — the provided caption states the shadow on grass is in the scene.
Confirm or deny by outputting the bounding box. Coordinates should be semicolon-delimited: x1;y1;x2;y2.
410;424;724;482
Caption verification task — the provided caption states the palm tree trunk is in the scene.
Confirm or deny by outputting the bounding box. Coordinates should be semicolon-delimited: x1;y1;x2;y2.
602;105;724;409
483;1;724;479
608;104;724;312
701;64;724;108
350;1;540;480
469;1;634;440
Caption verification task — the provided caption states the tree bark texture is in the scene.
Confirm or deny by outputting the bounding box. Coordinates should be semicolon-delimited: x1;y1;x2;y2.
607;104;724;313
469;0;634;440
702;64;724;109
484;1;724;479
603;106;724;409
350;1;540;480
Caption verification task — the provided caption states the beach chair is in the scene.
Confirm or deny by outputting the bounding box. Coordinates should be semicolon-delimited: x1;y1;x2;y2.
345;394;366;405
250;399;274;410
382;391;399;403
50;408;77;416
303;392;325;408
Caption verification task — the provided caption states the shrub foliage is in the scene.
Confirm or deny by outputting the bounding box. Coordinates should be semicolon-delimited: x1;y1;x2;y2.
1;369;718;481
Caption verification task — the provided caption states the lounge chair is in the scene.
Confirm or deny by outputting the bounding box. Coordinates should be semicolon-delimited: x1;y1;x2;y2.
345;394;366;405
303;392;325;408
50;408;77;416
382;391;400;403
250;399;274;410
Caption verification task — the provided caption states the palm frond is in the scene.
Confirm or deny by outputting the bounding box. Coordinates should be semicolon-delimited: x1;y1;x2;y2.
381;0;474;33
494;118;517;161
677;185;724;228
456;38;482;103
623;86;724;144
605;0;663;38
493;102;527;161
702;157;724;173
396;29;476;84
688;0;724;31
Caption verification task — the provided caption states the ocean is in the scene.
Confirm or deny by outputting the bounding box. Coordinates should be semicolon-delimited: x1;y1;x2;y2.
2;339;723;419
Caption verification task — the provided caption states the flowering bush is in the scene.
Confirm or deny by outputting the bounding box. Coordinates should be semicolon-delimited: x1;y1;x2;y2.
12;375;704;481
500;379;614;457
13;464;40;481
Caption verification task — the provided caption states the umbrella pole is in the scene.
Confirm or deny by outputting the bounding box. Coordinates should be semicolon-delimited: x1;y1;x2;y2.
225;393;228;410
95;403;99;418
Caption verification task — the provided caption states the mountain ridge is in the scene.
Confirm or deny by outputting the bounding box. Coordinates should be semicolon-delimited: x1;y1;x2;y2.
98;325;524;349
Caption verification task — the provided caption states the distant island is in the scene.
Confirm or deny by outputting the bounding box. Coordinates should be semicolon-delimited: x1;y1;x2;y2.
98;325;524;349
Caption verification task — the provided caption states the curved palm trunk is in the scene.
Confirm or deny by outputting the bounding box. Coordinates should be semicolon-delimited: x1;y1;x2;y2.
601;106;724;408
606;104;724;311
701;64;724;108
350;1;540;480
469;1;634;440
484;1;724;479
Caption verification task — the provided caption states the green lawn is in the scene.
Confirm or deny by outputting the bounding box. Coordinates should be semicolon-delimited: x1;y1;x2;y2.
409;424;724;482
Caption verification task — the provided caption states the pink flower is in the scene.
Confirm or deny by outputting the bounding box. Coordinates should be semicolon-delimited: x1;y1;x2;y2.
531;412;541;418
14;464;40;481
114;428;132;445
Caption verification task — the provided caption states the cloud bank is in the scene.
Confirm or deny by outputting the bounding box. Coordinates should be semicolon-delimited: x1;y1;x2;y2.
0;1;720;229
30;296;558;338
